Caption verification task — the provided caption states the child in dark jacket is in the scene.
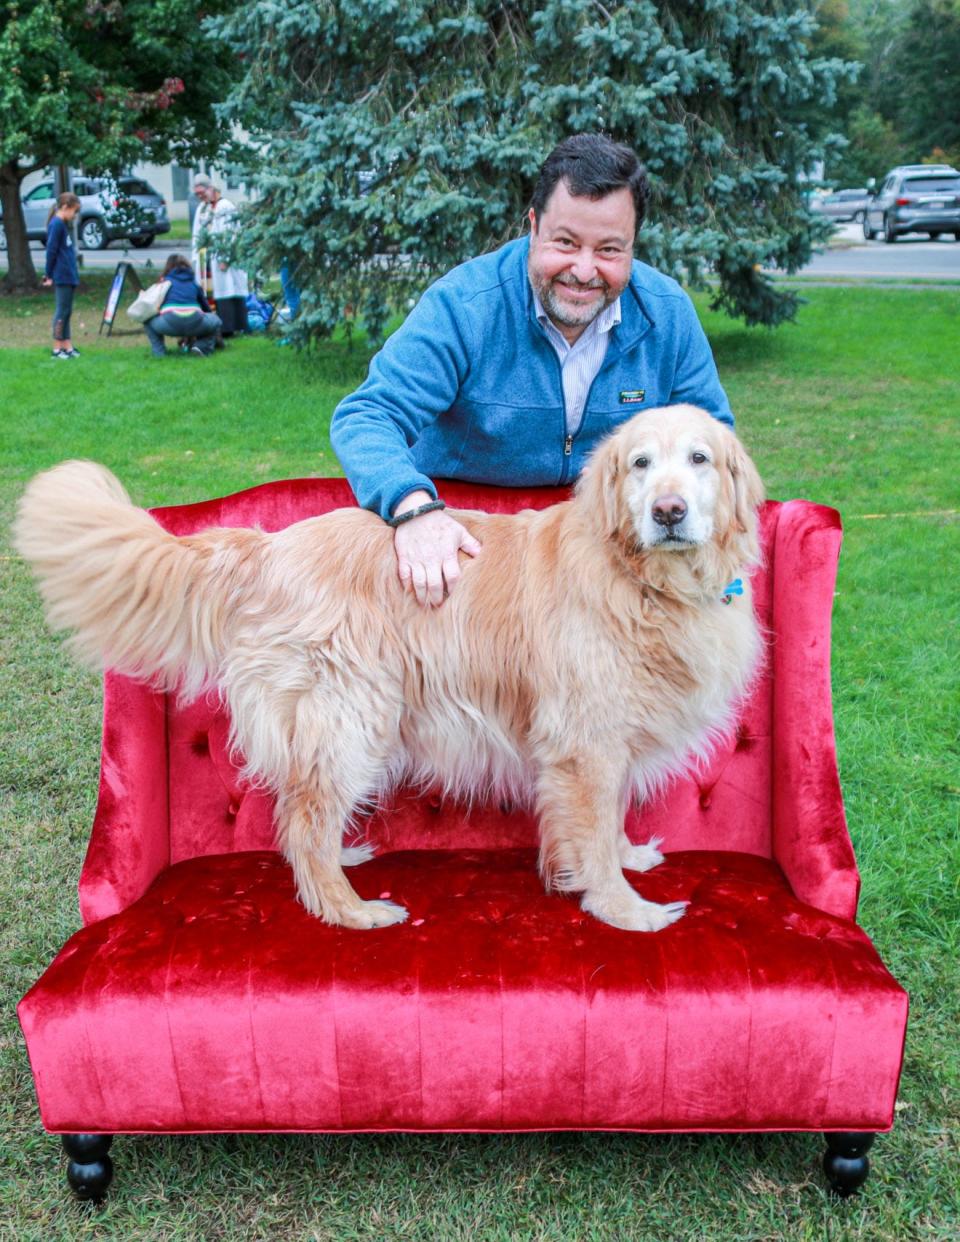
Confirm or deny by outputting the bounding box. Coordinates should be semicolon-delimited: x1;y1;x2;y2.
143;254;223;357
42;193;81;359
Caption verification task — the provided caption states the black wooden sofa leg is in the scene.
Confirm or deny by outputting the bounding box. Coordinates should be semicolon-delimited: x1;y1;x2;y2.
823;1131;875;1196
62;1134;114;1202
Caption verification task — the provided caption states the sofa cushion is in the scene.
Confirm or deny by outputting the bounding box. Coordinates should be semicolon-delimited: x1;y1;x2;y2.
19;849;906;1135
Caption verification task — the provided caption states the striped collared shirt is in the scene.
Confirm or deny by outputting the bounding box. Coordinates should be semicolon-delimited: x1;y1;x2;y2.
532;289;622;435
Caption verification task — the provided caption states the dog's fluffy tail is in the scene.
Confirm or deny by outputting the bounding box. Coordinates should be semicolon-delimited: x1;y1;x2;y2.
14;460;255;698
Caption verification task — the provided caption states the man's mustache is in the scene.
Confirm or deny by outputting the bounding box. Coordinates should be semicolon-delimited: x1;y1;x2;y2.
554;274;607;291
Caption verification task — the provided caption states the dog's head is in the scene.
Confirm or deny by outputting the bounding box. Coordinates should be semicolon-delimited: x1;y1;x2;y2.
576;404;765;589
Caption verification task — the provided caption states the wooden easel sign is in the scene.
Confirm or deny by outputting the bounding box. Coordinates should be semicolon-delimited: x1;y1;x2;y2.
99;261;143;335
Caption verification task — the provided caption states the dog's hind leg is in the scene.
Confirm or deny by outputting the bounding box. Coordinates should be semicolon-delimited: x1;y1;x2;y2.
618;833;665;874
279;783;406;928
536;755;685;933
340;840;376;867
262;683;407;929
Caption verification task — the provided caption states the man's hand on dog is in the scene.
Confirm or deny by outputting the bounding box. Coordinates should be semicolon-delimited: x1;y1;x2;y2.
393;490;482;606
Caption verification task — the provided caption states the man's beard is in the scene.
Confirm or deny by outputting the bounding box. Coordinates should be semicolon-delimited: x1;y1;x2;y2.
533;271;617;330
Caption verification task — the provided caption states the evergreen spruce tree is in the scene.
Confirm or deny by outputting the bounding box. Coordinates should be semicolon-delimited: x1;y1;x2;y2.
212;1;858;340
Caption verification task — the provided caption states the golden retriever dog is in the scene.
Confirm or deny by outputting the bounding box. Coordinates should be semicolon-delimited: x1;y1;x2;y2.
14;404;764;933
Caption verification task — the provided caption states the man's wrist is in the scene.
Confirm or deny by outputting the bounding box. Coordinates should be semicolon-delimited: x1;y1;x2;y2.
392;489;435;518
386;499;446;528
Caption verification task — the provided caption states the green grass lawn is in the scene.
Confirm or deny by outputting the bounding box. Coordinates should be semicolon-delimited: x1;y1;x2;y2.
165;217;192;243
1;279;958;1239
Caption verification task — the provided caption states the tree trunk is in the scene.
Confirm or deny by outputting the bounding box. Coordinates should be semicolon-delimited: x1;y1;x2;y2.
0;161;38;293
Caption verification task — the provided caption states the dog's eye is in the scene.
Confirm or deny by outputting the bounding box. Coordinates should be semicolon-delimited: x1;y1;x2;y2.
691;451;709;465
632;456;649;470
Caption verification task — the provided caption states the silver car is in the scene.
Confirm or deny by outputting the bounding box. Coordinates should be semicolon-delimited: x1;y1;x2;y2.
863;165;960;242
810;188;871;223
2;175;170;250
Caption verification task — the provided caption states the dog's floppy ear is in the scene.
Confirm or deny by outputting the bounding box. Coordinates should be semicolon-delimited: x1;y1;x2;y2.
576;431;624;541
727;436;765;534
719;430;765;566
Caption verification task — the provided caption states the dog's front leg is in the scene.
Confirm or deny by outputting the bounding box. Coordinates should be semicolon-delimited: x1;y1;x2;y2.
536;756;685;932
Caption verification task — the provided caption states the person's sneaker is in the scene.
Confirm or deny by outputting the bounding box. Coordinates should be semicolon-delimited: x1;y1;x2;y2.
64;348;81;358
52;349;69;359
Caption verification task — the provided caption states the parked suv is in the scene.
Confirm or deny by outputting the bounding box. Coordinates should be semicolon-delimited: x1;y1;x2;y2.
0;175;170;250
863;165;960;242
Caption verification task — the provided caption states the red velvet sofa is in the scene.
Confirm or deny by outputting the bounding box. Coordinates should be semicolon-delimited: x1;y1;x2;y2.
17;479;908;1201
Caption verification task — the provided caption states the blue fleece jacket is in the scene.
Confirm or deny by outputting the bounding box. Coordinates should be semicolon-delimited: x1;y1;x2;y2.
331;237;733;519
44;216;79;286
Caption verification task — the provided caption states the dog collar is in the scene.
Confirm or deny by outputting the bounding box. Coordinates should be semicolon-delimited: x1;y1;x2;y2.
721;579;743;605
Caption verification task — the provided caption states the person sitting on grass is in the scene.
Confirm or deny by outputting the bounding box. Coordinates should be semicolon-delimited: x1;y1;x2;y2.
143;254;223;358
42;192;81;360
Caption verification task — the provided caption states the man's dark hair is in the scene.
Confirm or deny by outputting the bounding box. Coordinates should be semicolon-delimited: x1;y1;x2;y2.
530;133;649;233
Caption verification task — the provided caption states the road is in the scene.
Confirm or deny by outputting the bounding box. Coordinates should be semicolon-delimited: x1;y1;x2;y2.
773;220;960;281
11;222;960;281
13;236;185;272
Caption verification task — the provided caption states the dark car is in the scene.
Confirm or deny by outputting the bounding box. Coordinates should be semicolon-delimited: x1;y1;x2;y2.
810;188;871;223
863;165;960;242
0;175;170;251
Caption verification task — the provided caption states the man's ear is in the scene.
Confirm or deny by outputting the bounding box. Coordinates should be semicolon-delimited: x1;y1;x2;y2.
528;207;538;234
576;433;623;541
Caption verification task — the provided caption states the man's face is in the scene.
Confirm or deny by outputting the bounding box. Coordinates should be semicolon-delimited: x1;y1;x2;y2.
527;180;635;343
194;185;210;204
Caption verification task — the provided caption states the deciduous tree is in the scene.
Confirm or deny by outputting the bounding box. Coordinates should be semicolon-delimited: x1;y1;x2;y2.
0;0;238;292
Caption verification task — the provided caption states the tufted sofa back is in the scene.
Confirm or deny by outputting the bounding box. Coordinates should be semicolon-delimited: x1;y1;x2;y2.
78;480;857;925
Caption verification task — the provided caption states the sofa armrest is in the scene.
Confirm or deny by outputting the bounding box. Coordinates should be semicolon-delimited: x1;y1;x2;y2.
78;672;170;925
771;501;861;921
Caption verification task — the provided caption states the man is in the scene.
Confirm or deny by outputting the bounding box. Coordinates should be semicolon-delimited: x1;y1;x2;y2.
331;133;733;606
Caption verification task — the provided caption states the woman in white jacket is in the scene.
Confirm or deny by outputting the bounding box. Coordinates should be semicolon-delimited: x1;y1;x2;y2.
190;174;213;293
202;183;249;336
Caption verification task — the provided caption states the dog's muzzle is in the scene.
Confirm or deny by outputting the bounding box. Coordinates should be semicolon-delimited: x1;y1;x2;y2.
651;494;688;529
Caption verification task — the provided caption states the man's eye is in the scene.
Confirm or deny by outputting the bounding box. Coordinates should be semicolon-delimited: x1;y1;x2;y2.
632;456;649;469
691;451;709;465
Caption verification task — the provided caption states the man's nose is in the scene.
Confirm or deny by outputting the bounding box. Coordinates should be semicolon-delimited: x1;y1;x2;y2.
569;252;598;283
652;494;688;527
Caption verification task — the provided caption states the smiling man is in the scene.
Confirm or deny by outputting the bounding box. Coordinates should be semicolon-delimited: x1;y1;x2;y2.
331;133;734;605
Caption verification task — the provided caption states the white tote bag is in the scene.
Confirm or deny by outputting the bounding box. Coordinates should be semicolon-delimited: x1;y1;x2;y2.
127;280;171;323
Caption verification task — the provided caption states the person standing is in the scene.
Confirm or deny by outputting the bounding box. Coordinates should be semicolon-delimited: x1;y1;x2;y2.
190;174;214;295
206;183;249;336
42;192;81;359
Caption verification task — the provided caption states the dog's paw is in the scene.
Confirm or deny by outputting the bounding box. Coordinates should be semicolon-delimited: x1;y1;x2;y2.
582;889;687;932
619;836;665;873
340;899;409;930
340;841;376;867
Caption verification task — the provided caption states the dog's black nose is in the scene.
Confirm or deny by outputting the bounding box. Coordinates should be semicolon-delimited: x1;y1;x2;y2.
652;495;688;527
